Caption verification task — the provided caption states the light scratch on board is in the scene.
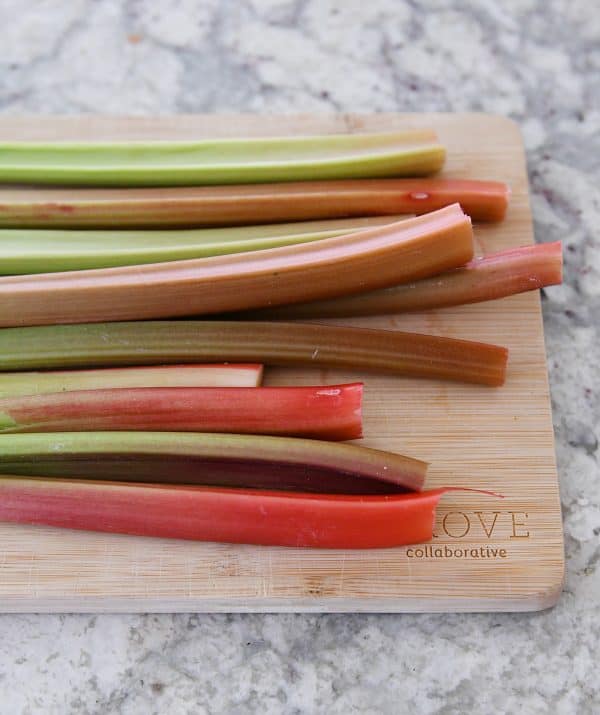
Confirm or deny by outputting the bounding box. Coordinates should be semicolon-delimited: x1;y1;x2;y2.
268;550;273;596
26;552;36;599
259;549;273;597
156;553;165;582
405;550;414;586
338;553;347;593
186;557;194;598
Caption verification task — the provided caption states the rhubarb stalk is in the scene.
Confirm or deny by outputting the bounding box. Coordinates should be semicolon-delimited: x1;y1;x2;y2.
0;216;400;274
0;131;445;186
0;364;263;398
0;321;508;386
0;432;427;493
0;384;363;440
0;205;474;326
0;477;450;548
0;178;507;228
241;243;564;319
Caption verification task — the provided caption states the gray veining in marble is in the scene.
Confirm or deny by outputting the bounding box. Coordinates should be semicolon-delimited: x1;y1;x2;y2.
0;1;599;713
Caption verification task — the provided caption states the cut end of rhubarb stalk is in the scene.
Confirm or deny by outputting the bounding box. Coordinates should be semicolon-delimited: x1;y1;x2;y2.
400;179;510;222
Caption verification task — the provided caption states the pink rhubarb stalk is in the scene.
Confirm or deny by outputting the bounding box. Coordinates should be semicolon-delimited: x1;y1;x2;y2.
241;243;563;318
0;178;508;228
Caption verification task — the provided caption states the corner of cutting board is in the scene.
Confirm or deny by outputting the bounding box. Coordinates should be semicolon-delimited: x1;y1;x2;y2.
518;560;565;612
470;112;526;145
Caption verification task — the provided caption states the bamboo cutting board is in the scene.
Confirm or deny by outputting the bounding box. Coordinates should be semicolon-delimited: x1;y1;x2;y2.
0;113;563;613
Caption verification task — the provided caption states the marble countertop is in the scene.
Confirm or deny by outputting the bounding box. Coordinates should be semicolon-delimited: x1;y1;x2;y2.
0;1;598;712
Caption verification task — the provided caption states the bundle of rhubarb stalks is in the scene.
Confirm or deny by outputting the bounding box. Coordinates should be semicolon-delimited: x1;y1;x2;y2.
0;130;562;548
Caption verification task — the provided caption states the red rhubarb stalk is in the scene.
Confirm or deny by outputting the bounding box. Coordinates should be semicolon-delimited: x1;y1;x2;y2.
0;476;450;548
0;384;363;440
240;243;563;318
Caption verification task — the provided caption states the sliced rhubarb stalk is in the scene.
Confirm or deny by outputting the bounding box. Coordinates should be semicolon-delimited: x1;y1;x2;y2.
0;384;363;440
0;364;263;398
0;321;508;386
0;131;445;186
243;243;564;319
0;216;401;274
0;432;427;493
0;205;473;326
0;178;506;229
0;477;455;548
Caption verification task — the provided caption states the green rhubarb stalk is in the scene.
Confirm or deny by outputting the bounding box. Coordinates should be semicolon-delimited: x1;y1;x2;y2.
0;321;508;386
0;432;427;493
0;216;399;274
0;131;445;186
0;364;263;398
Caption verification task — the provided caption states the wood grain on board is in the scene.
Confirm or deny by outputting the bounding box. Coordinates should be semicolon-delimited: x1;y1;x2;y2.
0;114;563;613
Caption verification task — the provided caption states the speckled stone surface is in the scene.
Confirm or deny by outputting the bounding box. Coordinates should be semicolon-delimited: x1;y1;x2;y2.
0;1;598;713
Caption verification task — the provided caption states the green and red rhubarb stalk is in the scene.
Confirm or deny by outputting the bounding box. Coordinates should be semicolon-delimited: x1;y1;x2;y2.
0;431;426;493
0;320;508;386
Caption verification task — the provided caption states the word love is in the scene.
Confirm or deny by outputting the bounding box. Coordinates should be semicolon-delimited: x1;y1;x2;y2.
433;510;530;540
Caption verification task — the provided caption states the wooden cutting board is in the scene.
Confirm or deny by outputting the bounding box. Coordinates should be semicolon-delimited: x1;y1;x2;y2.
0;113;563;613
